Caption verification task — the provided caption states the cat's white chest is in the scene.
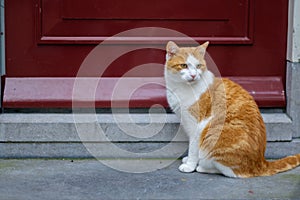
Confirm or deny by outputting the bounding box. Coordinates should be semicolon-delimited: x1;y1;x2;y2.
166;84;198;113
166;71;213;113
165;71;214;135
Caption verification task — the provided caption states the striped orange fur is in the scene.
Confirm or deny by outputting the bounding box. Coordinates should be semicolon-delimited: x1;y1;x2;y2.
165;41;300;178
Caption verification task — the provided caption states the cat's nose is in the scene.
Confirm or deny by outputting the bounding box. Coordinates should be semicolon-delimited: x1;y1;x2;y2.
191;74;196;79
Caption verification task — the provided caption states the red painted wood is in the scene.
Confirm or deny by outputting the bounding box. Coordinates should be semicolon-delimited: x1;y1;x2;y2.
62;0;229;20
5;0;288;107
39;0;253;44
3;77;285;108
39;36;253;45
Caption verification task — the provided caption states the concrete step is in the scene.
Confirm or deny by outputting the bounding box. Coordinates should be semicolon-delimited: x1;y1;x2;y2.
0;112;298;159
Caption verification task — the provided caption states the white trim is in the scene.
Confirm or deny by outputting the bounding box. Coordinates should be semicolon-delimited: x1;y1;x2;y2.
287;0;300;62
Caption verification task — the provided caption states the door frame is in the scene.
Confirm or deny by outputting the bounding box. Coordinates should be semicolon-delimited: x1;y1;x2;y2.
0;0;5;110
287;0;300;138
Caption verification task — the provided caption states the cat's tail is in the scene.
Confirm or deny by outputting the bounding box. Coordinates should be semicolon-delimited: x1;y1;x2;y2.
262;154;300;176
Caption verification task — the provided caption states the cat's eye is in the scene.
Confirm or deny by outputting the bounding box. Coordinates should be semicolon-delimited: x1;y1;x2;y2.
197;64;203;68
180;64;188;68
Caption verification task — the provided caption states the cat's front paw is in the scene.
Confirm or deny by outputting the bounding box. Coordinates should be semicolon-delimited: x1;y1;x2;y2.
179;163;196;173
182;156;188;163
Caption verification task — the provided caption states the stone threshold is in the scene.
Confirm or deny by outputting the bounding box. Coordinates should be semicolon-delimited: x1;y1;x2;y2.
0;112;297;159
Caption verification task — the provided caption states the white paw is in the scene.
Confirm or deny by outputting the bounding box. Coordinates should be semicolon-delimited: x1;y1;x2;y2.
182;156;188;163
196;166;206;173
179;163;196;173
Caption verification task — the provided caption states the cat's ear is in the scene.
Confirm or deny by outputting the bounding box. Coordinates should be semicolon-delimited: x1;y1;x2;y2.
196;41;209;57
166;41;179;59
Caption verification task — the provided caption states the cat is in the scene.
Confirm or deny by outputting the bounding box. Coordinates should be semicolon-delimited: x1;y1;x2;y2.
164;41;300;178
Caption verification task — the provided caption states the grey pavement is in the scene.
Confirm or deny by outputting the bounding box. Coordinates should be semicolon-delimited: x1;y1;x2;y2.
0;159;300;200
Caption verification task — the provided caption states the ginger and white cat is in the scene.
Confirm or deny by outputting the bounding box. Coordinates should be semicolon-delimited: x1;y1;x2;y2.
164;41;300;178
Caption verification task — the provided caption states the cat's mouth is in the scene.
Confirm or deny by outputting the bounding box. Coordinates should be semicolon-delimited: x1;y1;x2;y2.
187;79;197;84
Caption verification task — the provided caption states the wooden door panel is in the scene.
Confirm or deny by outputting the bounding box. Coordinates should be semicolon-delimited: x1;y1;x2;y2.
40;0;253;44
4;0;288;108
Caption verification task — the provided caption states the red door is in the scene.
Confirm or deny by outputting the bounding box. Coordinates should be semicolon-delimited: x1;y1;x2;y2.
3;0;288;108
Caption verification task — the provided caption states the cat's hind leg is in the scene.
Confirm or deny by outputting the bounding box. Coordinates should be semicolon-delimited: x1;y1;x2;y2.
196;158;221;174
197;159;238;177
213;161;238;178
196;166;220;174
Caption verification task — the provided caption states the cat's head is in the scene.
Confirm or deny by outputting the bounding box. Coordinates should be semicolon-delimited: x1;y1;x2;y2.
165;41;209;83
